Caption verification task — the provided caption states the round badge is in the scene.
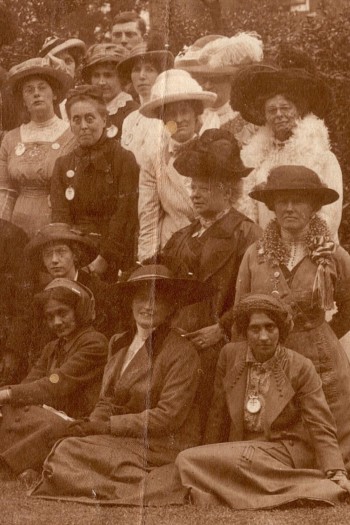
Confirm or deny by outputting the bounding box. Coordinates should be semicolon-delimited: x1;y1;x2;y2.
49;373;60;384
106;125;118;138
246;396;261;414
66;169;75;179
166;121;178;136
65;186;75;201
271;290;280;297
274;271;280;278
51;142;60;150
15;143;26;156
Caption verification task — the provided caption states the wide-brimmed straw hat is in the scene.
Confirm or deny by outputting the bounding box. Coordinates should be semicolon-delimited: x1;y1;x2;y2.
8;56;74;102
174;129;253;182
112;264;210;306
25;223;98;266
175;32;263;76
39;36;86;63
117;41;174;81
232;65;332;125
139;69;217;119
249;165;339;208
82;43;128;81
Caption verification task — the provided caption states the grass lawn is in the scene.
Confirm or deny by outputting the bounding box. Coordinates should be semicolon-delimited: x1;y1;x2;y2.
1;481;350;525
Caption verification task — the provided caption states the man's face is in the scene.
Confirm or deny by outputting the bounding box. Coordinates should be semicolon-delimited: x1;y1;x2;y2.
247;312;279;363
111;21;143;51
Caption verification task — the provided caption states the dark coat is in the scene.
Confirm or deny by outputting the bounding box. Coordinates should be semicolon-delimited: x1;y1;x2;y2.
50;134;139;269
91;323;202;454
0;326;108;473
109;99;139;140
204;342;345;473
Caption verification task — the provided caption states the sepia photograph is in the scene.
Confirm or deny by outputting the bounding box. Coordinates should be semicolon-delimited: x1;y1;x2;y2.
0;0;349;523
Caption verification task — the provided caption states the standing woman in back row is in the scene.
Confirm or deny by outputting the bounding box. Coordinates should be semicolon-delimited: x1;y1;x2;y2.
0;58;75;237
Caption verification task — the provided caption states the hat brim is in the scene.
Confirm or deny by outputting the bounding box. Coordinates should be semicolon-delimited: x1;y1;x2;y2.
175;63;239;76
47;39;86;58
233;68;332;125
117;50;174;80
8;66;73;103
249;187;339;207
25;231;98;264
111;276;212;306
139;91;217;119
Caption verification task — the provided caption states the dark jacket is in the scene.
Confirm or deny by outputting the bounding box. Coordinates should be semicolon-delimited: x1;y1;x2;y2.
205;342;345;473
91;324;202;454
50;134;139;269
109;99;139;140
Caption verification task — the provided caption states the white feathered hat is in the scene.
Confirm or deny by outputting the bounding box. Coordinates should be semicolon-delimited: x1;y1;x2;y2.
175;32;263;76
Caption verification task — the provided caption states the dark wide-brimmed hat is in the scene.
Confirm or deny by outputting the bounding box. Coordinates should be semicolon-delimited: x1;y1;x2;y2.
25;223;98;265
112;264;211;306
249;165;339;208
8;57;74;102
117;40;174;82
174;129;253;182
231;65;332;125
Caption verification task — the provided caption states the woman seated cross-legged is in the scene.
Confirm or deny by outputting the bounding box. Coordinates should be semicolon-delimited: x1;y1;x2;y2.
0;278;108;480
175;294;350;509
31;263;208;505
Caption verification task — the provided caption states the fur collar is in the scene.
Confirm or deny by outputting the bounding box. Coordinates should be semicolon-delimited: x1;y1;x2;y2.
241;114;330;173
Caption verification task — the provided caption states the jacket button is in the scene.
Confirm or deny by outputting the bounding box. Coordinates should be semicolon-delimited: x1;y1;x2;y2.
23;406;30;412
289;440;294;446
304;322;312;330
14;417;20;423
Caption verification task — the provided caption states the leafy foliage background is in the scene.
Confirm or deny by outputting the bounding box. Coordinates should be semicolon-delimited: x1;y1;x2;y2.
1;0;349;248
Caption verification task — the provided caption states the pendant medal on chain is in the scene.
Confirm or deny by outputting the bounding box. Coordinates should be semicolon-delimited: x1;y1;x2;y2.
246;395;261;414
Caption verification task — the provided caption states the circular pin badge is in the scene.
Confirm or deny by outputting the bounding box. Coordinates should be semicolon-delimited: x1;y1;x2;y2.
106;125;118;138
166;121;178;136
15;143;26;156
66;169;75;179
274;271;280;278
51;142;60;150
246;396;261;414
271;290;280;297
49;373;60;384
65;186;75;201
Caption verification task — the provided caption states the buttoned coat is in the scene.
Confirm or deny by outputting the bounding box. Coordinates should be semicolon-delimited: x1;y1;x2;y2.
204;342;345;473
0;326;108;474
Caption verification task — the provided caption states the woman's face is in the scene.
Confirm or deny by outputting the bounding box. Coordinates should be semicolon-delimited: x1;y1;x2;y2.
190;177;230;219
44;298;77;338
70;99;106;147
22;76;56;118
247;311;280;362
264;94;300;141
163;101;198;143
42;242;77;280
90;64;121;103
56;50;76;78
132;283;175;330
131;59;159;100
192;73;230;108
273;192;314;234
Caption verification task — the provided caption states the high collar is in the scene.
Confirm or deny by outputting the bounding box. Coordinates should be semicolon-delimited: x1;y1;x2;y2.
74;130;109;157
107;91;133;115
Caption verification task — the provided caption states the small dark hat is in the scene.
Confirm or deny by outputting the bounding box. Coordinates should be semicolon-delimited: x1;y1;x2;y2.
66;84;105;106
249;165;339;207
231;65;332;125
112;264;211;307
25;223;98;265
173;129;253;183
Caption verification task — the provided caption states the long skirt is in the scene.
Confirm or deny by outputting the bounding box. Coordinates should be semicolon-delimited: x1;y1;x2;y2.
31;435;186;505
175;441;347;509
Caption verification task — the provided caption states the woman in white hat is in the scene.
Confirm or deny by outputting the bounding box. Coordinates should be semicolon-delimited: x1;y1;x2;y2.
0;57;75;238
137;69;216;261
118;36;174;165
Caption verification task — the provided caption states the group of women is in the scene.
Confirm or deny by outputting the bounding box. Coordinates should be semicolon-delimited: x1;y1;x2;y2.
0;26;348;511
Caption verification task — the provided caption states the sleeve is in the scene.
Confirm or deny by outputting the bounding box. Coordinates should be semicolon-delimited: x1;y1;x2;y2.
0;132;18;220
109;343;200;438
50;156;72;223
296;356;346;472
9;331;108;407
99;146;139;269
329;247;350;339
203;344;231;444
137;155;163;262
317;152;343;242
